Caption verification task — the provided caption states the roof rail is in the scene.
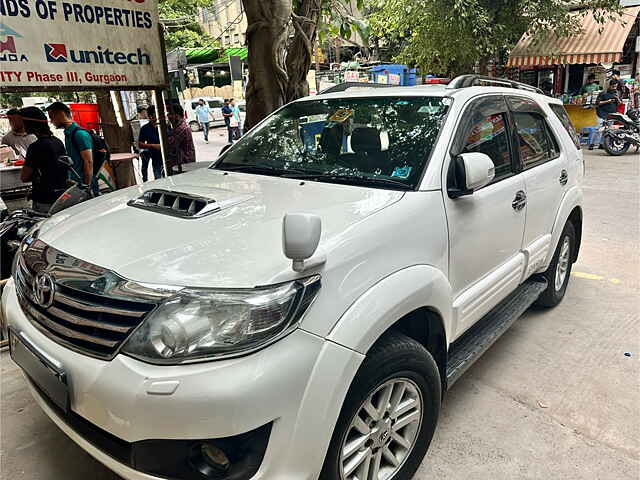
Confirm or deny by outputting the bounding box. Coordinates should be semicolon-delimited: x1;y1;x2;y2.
446;75;543;94
318;82;396;95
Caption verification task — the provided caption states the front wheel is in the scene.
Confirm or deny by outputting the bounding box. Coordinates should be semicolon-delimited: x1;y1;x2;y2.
535;221;576;308
603;133;630;156
320;332;441;480
189;121;201;133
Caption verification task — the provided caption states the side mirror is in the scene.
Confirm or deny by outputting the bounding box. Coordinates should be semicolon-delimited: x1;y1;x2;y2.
447;152;495;198
283;213;324;273
57;155;74;168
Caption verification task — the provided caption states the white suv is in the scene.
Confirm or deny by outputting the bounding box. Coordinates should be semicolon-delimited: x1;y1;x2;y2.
3;75;584;480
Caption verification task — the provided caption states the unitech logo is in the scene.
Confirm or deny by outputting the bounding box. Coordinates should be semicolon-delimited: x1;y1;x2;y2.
44;44;151;65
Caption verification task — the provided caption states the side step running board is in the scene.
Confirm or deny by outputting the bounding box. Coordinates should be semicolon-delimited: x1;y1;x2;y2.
446;278;548;387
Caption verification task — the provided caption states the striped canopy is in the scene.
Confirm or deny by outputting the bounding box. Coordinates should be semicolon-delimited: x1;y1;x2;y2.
507;6;640;67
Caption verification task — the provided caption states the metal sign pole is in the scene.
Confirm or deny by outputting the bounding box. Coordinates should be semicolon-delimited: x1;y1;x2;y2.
153;89;171;177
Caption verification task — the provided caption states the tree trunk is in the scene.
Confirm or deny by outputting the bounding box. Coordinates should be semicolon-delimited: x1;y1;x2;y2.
96;91;131;153
284;0;322;103
242;0;292;130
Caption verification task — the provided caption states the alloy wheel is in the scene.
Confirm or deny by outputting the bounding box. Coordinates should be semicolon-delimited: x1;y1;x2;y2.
555;236;571;291
339;378;423;480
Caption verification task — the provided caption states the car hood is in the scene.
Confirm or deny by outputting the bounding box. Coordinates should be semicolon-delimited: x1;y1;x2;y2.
39;169;403;288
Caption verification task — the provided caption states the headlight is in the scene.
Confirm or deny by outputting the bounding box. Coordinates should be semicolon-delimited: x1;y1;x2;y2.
122;275;320;364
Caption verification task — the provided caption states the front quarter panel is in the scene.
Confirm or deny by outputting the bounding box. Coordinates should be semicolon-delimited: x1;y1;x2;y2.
325;265;453;354
542;185;583;269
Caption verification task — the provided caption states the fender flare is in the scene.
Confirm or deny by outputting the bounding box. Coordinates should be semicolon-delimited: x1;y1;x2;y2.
327;265;453;354
544;186;583;268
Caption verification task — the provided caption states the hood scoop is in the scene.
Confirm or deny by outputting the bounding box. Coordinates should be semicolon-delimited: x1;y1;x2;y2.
128;189;220;218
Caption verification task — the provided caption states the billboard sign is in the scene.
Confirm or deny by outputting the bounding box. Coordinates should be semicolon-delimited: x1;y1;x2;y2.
0;0;166;89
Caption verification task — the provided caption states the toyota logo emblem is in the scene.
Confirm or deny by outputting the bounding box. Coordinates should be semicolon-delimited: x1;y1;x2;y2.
32;271;55;308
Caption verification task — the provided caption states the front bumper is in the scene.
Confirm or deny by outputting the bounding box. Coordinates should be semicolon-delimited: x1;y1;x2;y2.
3;280;364;479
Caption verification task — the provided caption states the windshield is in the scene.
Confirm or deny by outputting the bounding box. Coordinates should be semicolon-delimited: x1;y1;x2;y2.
213;96;449;189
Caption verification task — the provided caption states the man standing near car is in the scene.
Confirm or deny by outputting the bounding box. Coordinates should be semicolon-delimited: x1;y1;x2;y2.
194;99;213;143
138;105;164;181
1;108;36;159
19;107;68;213
46;102;94;188
221;99;234;144
166;103;196;175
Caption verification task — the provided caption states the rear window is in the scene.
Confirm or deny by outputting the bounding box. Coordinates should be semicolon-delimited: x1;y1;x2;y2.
549;104;580;149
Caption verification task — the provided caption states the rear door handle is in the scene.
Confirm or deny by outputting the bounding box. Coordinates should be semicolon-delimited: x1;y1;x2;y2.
512;190;526;211
559;169;568;185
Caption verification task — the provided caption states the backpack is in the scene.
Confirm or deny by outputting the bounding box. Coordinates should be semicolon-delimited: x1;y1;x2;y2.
71;126;110;176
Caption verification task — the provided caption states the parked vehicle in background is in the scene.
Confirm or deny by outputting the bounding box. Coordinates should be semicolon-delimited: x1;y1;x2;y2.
4;76;584;480
602;108;640;155
184;97;226;132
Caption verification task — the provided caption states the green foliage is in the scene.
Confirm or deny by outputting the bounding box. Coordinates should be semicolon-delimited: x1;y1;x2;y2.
160;0;219;50
369;0;622;75
0;92;93;108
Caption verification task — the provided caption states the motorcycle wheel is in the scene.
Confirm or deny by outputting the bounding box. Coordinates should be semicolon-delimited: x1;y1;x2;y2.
603;134;630;156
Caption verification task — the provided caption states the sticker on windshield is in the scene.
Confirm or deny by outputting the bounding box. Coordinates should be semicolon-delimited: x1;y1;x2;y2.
329;109;353;123
418;105;441;114
391;166;412;179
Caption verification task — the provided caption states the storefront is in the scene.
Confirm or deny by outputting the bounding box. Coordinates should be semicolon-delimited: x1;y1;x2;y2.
507;6;640;131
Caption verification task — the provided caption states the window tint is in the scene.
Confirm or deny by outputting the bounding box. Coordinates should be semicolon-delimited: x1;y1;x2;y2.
209;100;223;108
550;104;580;149
461;98;513;180
512;112;559;168
191;102;198;110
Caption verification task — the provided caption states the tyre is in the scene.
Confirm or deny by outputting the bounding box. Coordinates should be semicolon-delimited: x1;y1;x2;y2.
602;134;630;156
535;221;576;308
189;121;200;133
320;332;441;480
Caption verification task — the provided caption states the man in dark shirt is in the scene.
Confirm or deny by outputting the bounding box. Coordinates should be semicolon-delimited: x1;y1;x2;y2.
19;107;69;213
138;105;164;181
596;81;620;120
221;99;234;144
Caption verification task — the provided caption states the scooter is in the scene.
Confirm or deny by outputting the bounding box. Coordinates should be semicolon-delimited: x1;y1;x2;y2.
0;156;94;279
602;108;640;156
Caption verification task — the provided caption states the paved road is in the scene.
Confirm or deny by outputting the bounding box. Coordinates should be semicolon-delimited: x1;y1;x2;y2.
1;150;638;479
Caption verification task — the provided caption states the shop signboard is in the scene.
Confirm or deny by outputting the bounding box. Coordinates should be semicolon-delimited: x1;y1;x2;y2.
0;0;166;89
388;73;401;85
344;71;360;82
377;74;388;84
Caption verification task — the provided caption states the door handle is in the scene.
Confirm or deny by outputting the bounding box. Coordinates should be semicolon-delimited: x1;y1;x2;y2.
512;190;527;211
559;169;568;186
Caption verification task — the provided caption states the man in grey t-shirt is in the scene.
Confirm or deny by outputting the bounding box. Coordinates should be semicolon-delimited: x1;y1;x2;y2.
2;108;36;159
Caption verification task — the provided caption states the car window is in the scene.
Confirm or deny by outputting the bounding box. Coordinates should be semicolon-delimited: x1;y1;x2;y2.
209;101;223;108
461;97;514;180
214;96;450;190
191;102;198;110
550;104;580;149
512;112;559;168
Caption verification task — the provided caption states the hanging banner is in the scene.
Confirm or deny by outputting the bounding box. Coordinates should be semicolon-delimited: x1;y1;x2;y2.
0;0;166;89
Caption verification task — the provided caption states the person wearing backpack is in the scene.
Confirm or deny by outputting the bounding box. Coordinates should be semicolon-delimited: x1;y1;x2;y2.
46;102;102;194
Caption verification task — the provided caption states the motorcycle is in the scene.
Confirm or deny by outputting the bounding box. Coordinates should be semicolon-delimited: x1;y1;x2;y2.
602;108;640;156
0;156;94;279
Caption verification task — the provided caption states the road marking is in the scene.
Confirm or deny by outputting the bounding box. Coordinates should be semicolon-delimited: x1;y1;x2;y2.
572;272;604;280
571;272;622;285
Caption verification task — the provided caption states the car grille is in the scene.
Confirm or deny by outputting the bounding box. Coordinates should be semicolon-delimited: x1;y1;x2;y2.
14;252;157;360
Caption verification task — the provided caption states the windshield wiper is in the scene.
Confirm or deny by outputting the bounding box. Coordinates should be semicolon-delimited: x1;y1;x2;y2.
216;163;311;177
282;173;413;190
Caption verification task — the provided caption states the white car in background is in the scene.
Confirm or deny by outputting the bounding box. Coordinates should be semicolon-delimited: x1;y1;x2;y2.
4;75;584;480
184;97;226;132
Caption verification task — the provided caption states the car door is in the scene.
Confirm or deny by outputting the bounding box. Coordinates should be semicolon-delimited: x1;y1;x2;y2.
506;96;570;278
444;95;527;338
209;100;225;123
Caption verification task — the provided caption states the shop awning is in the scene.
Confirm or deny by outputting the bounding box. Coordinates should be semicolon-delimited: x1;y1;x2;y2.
184;47;222;65
213;47;248;64
507;6;640;67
